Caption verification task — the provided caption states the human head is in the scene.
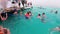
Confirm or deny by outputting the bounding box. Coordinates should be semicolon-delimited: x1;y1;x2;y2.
27;12;29;14
42;13;45;15
38;14;41;16
29;11;31;13
56;11;58;12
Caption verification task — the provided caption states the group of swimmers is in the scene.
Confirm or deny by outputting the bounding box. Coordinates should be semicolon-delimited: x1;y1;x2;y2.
24;10;58;23
25;11;32;19
24;11;46;22
0;26;10;34
25;11;60;33
37;13;46;22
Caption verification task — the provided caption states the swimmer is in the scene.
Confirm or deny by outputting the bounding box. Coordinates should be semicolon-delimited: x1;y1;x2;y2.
42;13;45;17
0;12;8;21
29;11;32;16
49;26;60;34
41;13;46;23
55;11;58;14
37;14;41;19
50;26;60;31
25;12;30;19
54;26;60;31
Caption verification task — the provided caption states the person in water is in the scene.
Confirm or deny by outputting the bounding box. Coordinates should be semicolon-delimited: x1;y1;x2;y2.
41;13;46;23
0;10;8;21
37;14;41;19
55;11;58;14
52;26;60;31
25;12;30;19
49;26;60;34
0;26;10;34
29;11;32;16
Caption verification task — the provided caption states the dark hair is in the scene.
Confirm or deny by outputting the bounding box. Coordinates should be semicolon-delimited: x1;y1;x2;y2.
28;3;32;5
12;2;15;4
55;11;57;13
27;12;29;14
38;14;41;16
29;11;31;13
42;13;45;15
1;12;7;18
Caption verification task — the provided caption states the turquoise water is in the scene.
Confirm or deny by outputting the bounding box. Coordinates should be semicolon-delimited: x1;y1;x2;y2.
0;7;60;34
